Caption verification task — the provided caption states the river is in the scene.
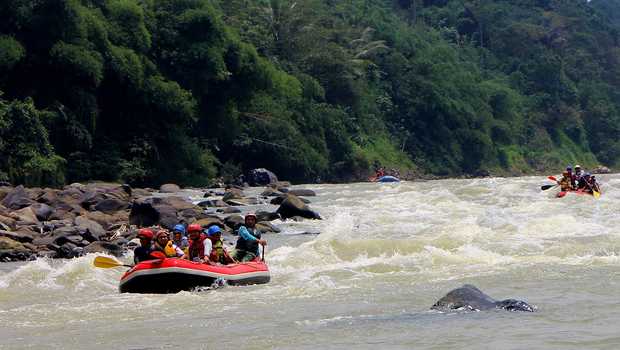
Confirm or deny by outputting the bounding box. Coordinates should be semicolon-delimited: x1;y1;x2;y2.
1;176;620;349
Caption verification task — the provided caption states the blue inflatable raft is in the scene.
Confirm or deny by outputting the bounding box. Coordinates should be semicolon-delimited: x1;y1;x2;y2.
377;175;400;183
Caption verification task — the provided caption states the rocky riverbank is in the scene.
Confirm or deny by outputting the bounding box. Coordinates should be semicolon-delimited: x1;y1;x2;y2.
0;181;321;262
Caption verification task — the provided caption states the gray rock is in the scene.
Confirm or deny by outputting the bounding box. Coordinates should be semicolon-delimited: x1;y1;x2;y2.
222;188;245;202
160;183;181;193
94;198;128;213
256;221;281;233
12;206;39;224
30;203;54;221
83;241;124;257
197;199;229;208
0;230;34;243
287;189;316;197
256;210;280;222
431;285;534;312
1;185;34;210
224;215;244;231
276;194;321;220
219;207;241;214
75;216;106;241
248;168;278;186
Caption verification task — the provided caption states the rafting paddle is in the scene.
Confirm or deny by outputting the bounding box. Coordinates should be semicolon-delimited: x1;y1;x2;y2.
93;256;133;268
541;184;558;191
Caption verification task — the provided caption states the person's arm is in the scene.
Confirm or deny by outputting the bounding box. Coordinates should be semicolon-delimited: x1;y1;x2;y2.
203;239;212;259
238;226;258;242
173;244;184;257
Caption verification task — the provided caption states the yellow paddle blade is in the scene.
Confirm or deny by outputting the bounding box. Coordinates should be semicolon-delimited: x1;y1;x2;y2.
593;190;601;199
93;256;125;268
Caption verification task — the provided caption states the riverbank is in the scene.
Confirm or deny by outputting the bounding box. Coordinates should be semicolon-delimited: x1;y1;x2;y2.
0;181;321;262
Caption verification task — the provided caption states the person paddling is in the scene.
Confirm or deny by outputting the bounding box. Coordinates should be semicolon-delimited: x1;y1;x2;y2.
565;166;576;189
134;228;154;263
233;213;266;262
186;224;212;263
557;171;572;191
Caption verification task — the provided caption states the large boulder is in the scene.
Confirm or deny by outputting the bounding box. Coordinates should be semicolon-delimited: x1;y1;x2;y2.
83;241;124;257
248;168;278;186
94;198;129;213
256;221;281;234
224;215;244;231
0;236;29;251
222;188;245;202
287;189;316;197
75;216;107;241
30;203;54;221
431;285;534;312
592;166;611;174
270;194;310;205
129;196;200;229
256;210;280;222
197;199;228;208
85;211;129;230
194;217;225;229
13;206;39;224
0;230;34;243
160;183;181;193
0;237;33;261
276;194;321;220
1;185;34;210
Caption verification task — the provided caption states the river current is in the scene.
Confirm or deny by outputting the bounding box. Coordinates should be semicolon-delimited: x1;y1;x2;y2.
1;176;620;349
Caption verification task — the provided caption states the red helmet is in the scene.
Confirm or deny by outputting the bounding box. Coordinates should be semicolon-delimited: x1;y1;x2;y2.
137;228;154;240
156;230;169;239
187;224;202;233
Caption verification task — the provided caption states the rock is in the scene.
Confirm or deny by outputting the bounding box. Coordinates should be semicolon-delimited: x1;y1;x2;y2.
592;166;611;174
85;211;128;230
160;183;181;193
248;168;278;186
83;241;124;257
57;243;82;258
0;236;27;250
271;194;310;205
32;236;55;247
13;206;39;224
30;203;54;221
474;169;491;178
0;181;11;187
256;221;281;233
431;285;534;312
36;189;58;205
287;189;316;197
218;207;241;214
194;217;225;229
224;215;244;231
226;198;261;206
256;210;280;222
94;198;128;213
1;185;34;210
197;199;229;208
0;230;34;243
222;188;245;202
75;216;106;241
275;181;291;188
129;196;200;229
48;209;76;221
276;194;321;220
260;188;281;197
0;215;16;230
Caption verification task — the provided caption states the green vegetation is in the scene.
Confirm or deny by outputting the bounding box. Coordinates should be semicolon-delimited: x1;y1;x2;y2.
1;0;619;187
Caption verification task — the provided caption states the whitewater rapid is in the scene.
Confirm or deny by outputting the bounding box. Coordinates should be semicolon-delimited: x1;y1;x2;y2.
2;175;620;349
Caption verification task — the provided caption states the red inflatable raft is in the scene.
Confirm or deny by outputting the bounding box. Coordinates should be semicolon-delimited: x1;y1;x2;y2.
557;189;597;198
119;258;270;293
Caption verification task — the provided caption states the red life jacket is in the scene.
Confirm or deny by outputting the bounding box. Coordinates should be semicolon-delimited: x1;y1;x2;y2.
188;234;207;260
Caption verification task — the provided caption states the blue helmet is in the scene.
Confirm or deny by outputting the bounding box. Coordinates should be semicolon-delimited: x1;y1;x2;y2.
207;225;222;236
566;165;572;171
173;224;186;234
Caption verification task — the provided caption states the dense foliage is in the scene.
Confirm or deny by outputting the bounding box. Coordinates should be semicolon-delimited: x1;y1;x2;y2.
0;0;618;186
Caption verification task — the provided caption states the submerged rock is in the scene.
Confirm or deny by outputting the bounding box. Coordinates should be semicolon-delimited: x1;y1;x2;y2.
431;285;534;312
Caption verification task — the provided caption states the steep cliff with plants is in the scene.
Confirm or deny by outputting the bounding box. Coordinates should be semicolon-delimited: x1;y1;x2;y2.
1;0;618;187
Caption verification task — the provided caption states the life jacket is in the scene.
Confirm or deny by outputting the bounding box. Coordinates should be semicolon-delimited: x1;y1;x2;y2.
559;177;572;191
153;241;177;258
210;239;230;264
188;234;207;260
235;226;261;255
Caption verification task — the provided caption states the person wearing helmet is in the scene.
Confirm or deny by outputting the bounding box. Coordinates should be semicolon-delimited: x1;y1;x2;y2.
186;223;212;263
172;224;189;254
573;165;584;183
233;213;266;262
589;175;601;194
207;225;235;265
565;166;576;189
558;171;572;191
152;230;184;258
134;228;154;263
